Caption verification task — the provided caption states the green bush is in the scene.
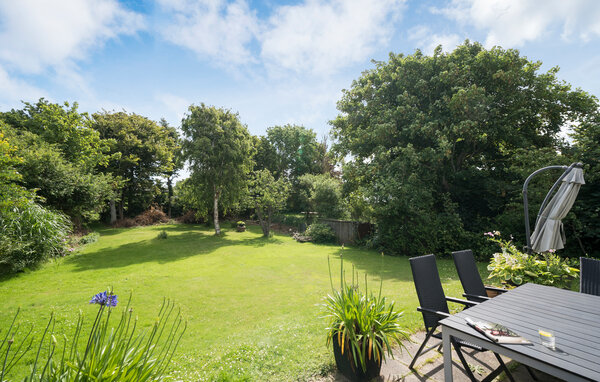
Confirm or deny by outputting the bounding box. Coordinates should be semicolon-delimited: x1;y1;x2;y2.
306;223;336;244
156;230;168;240
0;200;70;272
486;232;579;289
78;231;100;245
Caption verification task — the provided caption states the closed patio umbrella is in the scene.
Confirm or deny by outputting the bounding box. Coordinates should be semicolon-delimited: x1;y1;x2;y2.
529;167;585;253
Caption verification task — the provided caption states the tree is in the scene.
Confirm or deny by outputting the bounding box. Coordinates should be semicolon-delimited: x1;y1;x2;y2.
159;118;182;218
267;124;322;180
298;174;345;219
572;112;600;257
92;112;177;221
1;100;113;226
181;104;253;235
249;169;289;237
331;41;598;256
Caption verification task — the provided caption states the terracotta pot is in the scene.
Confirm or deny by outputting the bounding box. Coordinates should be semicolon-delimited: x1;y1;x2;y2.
332;335;382;382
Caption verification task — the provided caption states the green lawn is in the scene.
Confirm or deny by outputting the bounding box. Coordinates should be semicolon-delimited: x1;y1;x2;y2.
0;224;481;381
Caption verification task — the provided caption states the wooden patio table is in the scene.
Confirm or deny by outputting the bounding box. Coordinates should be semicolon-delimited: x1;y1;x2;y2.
441;283;600;381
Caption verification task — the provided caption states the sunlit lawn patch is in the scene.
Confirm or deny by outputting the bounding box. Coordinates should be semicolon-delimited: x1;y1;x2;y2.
0;224;475;381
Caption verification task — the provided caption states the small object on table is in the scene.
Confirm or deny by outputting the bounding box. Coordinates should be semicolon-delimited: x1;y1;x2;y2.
538;329;556;350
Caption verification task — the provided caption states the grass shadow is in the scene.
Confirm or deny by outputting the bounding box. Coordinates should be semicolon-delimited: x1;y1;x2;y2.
66;231;220;271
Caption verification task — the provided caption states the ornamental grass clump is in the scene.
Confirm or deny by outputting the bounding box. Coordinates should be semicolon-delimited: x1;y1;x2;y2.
1;290;186;381
323;255;408;376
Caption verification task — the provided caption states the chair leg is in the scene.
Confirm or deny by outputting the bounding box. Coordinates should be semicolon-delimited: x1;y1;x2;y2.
452;340;478;382
490;352;515;382
409;326;437;369
525;366;538;380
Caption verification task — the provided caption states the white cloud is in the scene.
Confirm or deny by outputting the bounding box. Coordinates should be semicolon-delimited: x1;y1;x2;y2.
437;0;600;48
0;66;46;110
155;93;192;125
0;0;145;73
158;0;259;65
260;0;405;75
408;26;461;55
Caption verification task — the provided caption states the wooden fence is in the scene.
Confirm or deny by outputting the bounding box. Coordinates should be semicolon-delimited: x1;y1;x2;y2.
319;219;373;245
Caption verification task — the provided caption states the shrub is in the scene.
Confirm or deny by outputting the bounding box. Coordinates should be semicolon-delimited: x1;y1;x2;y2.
486;232;579;289
135;206;168;226
0;200;70;272
178;210;204;224
306;223;336;244
156;230;168;240
77;231;100;245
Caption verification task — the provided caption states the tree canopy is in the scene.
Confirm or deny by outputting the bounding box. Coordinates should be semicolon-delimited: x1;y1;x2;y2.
332;41;599;256
181;104;253;235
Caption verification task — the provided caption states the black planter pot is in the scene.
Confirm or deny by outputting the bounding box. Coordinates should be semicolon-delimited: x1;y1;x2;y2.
332;336;382;382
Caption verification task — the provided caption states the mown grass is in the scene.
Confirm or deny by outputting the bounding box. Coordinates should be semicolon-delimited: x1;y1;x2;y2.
0;224;486;381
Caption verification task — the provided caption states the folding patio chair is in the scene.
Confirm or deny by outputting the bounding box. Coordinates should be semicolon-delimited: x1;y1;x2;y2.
580;257;600;296
452;249;507;302
409;254;516;382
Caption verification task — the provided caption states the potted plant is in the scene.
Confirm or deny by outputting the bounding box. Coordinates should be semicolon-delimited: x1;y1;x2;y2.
323;256;408;381
236;220;246;232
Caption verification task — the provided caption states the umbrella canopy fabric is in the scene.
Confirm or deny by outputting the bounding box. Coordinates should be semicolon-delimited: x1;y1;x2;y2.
530;167;585;253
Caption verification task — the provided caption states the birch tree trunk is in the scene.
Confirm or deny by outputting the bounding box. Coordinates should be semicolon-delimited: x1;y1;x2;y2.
213;187;221;235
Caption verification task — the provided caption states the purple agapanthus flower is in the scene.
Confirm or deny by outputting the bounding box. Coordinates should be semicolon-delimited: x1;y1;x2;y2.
89;291;118;307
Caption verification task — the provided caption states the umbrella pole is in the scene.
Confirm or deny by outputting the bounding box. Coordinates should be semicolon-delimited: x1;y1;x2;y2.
522;164;577;253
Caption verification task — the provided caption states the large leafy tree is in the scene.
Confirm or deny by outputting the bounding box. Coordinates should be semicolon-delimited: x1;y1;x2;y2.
92;111;177;220
181;104;253;235
332;42;598;256
1;100;114;226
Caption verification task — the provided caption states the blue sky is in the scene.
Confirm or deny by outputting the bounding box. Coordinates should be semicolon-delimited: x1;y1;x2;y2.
1;0;599;139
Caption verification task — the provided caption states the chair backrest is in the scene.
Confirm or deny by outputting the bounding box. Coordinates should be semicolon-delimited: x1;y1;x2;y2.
452;249;487;301
409;254;449;329
580;257;600;296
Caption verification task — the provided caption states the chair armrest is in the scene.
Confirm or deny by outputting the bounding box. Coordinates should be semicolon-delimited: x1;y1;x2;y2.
417;307;451;319
462;293;490;302
446;296;479;306
485;286;507;293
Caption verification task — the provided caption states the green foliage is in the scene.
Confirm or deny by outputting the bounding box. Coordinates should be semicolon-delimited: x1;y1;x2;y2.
248;169;290;236
323;257;408;373
236;221;246;227
156;230;168;240
486;232;579;289
331;42;599;256
14;135;114;224
306;223;336;244
298;174;345;219
77;232;100;245
1;99;109;169
181;104;253;235
571;113;600;257
92;111;178;217
0;200;70;273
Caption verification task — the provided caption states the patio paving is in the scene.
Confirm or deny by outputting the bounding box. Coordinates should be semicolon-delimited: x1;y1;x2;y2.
313;331;564;381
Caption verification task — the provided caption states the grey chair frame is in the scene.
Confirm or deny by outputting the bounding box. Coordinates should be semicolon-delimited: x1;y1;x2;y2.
580;257;600;296
409;254;521;382
452;249;507;302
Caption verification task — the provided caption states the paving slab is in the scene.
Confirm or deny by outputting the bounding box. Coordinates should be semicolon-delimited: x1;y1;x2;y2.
311;332;565;382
